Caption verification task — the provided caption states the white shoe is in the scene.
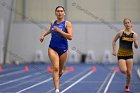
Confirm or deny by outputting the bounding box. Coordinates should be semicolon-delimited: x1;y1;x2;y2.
55;89;61;93
55;91;61;93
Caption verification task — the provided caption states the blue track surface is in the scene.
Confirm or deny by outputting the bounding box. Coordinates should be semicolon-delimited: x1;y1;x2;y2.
0;63;140;93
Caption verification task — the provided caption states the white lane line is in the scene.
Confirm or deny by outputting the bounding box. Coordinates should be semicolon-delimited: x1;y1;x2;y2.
0;72;41;86
46;67;91;93
61;71;93;93
1;73;50;91
103;71;116;93
0;70;24;77
16;78;52;93
96;71;112;93
137;69;140;79
0;75;31;86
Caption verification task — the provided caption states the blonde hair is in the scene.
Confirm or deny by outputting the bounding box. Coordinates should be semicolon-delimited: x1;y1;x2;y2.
123;18;132;24
123;18;133;28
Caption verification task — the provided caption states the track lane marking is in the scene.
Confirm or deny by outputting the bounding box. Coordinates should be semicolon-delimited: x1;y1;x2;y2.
96;71;112;93
0;72;41;86
0;70;24;77
61;70;93;93
16;78;52;93
46;67;91;93
137;69;140;79
103;71;116;93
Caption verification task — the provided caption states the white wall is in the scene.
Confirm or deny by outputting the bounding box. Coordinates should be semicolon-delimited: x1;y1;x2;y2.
67;0;115;21
15;0;140;22
9;22;140;63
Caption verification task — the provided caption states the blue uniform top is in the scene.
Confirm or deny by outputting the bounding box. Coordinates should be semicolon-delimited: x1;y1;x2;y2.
49;20;68;50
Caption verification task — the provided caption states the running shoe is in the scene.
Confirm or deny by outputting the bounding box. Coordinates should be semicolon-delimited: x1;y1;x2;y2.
125;86;130;92
55;89;61;93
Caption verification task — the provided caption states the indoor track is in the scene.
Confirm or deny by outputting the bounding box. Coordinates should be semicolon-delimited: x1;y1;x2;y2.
0;63;140;93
